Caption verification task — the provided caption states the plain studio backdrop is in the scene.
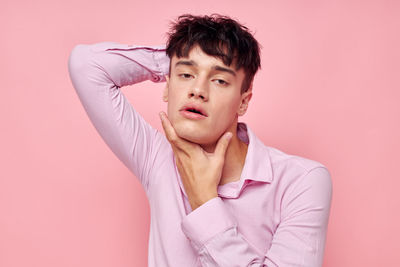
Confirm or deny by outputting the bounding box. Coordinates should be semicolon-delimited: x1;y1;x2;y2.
0;0;399;266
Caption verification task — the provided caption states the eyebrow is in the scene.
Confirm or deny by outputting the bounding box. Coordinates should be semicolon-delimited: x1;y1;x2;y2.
175;60;198;67
174;60;237;77
213;65;236;77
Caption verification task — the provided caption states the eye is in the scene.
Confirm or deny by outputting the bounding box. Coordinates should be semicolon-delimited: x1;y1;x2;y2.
214;79;229;86
179;73;193;79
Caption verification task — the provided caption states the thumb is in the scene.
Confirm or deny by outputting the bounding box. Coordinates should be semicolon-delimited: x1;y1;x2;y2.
215;132;233;158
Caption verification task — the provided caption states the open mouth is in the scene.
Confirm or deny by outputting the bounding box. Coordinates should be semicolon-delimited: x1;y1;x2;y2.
185;108;204;116
180;105;208;119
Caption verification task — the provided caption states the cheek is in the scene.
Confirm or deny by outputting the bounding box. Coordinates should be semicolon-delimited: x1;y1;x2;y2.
210;97;241;127
217;95;241;115
167;81;183;104
166;89;183;122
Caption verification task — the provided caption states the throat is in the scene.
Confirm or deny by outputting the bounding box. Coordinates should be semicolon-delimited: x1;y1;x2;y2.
219;136;248;186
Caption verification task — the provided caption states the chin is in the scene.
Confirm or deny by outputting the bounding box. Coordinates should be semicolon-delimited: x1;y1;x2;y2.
173;122;216;145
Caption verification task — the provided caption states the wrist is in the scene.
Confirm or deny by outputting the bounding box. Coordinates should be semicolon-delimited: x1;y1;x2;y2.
189;193;218;211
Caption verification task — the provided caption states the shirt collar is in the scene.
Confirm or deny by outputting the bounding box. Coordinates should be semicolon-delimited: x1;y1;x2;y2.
175;122;273;199
236;122;273;184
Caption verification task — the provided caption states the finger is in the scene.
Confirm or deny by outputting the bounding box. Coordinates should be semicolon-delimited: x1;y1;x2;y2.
214;132;233;158
159;111;178;143
159;112;189;151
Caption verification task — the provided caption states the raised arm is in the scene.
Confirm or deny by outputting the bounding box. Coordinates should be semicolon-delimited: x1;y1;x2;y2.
67;41;170;193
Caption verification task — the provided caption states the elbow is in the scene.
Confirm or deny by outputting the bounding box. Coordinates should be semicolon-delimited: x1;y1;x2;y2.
68;44;90;75
67;44;96;92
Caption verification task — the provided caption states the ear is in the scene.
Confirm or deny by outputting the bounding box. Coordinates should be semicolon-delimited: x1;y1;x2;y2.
237;84;253;116
163;75;169;102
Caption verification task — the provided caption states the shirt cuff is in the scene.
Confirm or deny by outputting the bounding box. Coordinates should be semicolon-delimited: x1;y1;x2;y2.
152;47;170;78
181;197;237;251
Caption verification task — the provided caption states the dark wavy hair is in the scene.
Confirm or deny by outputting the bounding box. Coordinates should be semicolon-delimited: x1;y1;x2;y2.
166;14;261;93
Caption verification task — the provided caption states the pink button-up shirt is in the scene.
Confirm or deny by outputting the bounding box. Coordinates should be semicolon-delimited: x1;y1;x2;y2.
68;41;332;267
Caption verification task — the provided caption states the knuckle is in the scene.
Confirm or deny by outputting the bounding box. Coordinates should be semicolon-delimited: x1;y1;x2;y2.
169;136;180;146
169;135;177;143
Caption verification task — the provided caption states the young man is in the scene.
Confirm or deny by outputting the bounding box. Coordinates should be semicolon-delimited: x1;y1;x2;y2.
68;14;332;267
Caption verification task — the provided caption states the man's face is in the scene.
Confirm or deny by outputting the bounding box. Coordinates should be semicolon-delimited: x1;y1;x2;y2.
164;45;252;146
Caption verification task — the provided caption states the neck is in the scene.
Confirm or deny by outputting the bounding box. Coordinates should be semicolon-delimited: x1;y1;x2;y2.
200;125;248;186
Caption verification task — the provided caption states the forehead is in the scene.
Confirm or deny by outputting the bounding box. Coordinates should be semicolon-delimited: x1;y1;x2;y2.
171;45;244;75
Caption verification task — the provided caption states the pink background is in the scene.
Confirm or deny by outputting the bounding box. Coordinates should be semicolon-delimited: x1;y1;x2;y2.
1;0;399;266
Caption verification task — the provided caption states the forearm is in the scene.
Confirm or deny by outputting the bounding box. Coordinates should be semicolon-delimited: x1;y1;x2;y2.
181;197;267;267
68;41;169;88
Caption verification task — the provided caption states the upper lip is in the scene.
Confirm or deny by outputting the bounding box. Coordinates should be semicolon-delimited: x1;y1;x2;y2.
180;103;208;117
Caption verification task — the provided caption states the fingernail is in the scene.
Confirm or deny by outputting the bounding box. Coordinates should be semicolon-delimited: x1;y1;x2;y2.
226;132;233;139
159;112;164;120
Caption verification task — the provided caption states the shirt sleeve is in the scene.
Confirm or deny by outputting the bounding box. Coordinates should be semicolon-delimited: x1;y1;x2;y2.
180;167;332;267
67;41;170;193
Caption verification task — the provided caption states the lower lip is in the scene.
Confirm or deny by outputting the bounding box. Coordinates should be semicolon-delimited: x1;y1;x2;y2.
180;110;207;120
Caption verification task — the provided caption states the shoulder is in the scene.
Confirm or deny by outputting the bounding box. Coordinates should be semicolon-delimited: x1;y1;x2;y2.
266;145;326;172
263;146;333;222
244;125;331;191
265;145;332;196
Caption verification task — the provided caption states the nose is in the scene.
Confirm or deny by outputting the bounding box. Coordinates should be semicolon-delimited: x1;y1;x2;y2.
188;77;208;101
